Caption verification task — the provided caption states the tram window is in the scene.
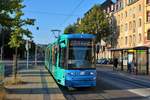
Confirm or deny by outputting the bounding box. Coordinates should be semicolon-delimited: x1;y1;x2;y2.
52;46;56;65
59;47;67;68
52;46;57;65
54;47;58;66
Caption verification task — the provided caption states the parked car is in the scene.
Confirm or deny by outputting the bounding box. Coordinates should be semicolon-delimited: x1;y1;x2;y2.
97;58;113;64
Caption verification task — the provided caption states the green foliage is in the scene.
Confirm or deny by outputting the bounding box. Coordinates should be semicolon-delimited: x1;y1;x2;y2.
77;5;111;42
0;0;35;79
64;24;78;34
0;0;35;48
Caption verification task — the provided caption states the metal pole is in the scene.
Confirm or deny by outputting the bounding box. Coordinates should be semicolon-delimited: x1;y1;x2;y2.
27;50;29;69
26;40;29;69
35;44;37;66
0;24;3;61
0;47;2;61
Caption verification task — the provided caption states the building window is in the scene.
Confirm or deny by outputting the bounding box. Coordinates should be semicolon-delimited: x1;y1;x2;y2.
111;5;114;11
139;5;141;11
133;20;136;33
129;0;131;3
125;11;127;17
133;14;135;18
107;7;110;13
125;23;128;31
125;36;128;45
118;15;120;24
129;35;132;46
121;13;123;19
125;0;127;6
139;18;142;27
121;37;123;45
139;34;142;42
129;21;132;30
147;29;150;40
133;35;136;46
119;2;122;9
147;0;150;4
147;11;150;22
121;24;123;32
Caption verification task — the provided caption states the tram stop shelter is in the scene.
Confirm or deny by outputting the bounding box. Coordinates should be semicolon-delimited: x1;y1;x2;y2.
110;46;150;75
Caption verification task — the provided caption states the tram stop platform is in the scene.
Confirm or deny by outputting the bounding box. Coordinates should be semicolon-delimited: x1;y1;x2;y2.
4;66;66;100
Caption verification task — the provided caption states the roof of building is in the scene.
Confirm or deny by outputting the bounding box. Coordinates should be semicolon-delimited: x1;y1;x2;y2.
101;0;114;9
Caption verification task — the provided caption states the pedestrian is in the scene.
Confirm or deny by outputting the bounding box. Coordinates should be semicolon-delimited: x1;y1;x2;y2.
128;61;132;73
131;59;136;74
113;57;118;71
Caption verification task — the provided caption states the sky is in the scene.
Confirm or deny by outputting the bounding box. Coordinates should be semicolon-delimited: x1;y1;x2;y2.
23;0;116;44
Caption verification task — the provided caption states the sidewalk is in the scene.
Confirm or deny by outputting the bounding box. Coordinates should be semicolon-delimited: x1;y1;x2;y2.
4;66;66;100
97;64;150;84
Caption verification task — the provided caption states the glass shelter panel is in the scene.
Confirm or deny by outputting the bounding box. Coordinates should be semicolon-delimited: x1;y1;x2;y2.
136;50;147;75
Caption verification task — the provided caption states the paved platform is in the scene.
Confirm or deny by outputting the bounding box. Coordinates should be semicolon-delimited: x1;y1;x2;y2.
4;66;66;100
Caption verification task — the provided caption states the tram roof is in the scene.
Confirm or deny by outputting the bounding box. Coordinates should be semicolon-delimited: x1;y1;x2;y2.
60;33;95;39
47;33;95;47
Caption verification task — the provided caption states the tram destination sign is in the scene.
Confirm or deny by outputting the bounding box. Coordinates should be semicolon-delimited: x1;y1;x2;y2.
69;39;92;47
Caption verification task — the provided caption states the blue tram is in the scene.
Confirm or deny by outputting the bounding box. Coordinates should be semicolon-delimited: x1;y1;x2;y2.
45;33;96;87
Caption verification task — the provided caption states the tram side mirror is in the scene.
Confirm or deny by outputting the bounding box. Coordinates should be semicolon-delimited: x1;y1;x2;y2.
60;43;66;48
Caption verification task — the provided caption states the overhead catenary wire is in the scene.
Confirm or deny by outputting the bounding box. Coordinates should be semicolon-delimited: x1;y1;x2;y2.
60;0;85;26
23;10;80;17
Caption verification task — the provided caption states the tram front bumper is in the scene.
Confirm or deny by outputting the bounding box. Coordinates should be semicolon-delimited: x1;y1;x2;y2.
65;79;96;87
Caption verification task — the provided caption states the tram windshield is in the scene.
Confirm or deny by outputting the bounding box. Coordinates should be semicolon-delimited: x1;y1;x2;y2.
68;39;95;69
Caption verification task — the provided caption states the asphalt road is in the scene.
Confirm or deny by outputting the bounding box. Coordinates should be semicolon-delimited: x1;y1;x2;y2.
59;66;150;100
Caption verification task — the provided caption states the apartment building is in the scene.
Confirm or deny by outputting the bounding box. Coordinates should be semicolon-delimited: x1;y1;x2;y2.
111;0;150;75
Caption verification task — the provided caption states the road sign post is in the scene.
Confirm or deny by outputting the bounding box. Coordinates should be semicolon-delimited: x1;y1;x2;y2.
26;40;29;69
35;45;37;67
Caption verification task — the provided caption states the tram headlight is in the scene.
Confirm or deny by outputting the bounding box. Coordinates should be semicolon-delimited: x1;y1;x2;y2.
93;77;96;80
90;72;94;75
90;72;96;75
67;72;75;76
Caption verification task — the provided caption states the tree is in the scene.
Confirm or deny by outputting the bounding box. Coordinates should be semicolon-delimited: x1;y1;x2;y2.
0;0;35;79
64;24;77;34
78;5;111;43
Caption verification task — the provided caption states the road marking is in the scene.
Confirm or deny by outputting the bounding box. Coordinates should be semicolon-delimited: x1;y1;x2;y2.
128;88;150;97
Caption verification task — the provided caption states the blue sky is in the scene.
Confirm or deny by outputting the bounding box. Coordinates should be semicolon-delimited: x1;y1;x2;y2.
23;0;115;44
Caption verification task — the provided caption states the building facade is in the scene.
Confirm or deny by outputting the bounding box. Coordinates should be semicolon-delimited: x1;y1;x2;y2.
111;0;150;75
